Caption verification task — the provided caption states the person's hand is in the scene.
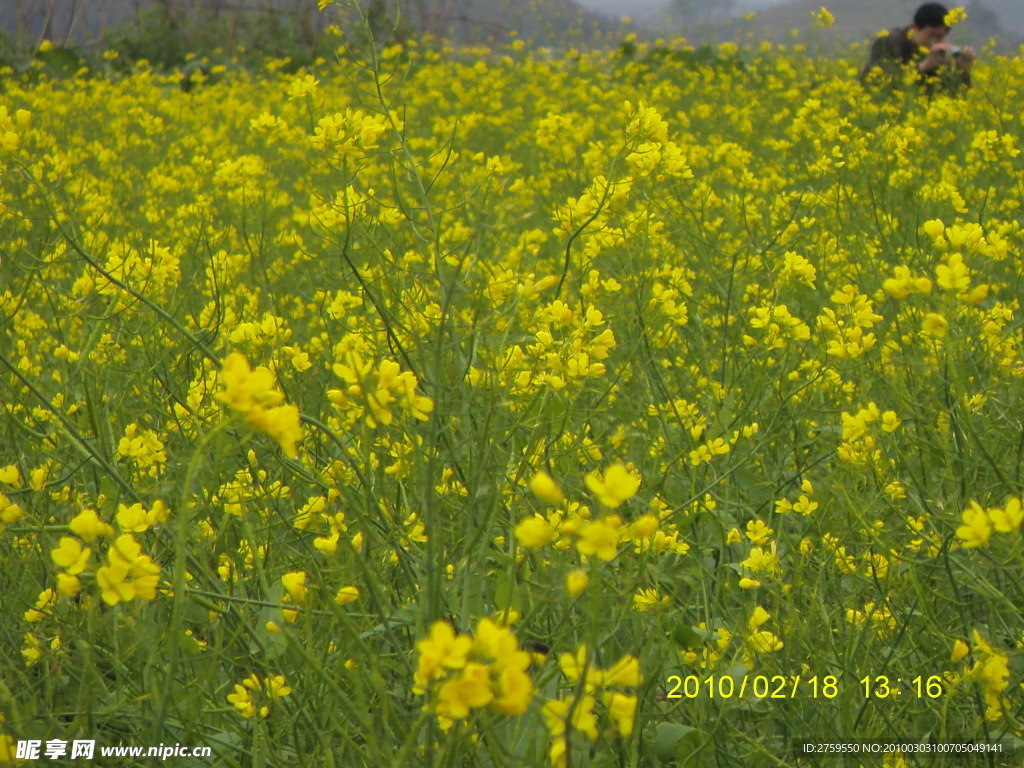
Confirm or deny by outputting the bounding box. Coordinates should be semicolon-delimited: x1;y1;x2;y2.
918;42;952;74
956;46;977;72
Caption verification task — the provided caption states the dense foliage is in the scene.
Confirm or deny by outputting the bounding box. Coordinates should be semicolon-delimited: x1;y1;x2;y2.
1;10;1023;766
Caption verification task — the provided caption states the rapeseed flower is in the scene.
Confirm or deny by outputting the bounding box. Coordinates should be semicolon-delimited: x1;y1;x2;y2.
987;497;1022;533
515;514;556;549
584;464;639;508
216;353;302;456
69;509;114;542
575;515;622;561
96;535;160;605
529;471;564;505
956;502;991;547
566;569;588;597
436;662;493;720
50;537;90;575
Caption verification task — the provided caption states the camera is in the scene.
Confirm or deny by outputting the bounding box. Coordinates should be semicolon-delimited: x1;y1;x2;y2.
949;46;963;57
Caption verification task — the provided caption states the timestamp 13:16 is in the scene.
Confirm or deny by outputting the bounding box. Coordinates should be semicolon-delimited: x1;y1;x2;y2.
861;675;946;699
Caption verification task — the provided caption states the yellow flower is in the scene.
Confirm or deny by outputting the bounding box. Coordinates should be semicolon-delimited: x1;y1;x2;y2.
334;585;359;605
558;645;600;691
0;493;21;529
286;73;319;101
473;618;530;672
116;502;152;533
601;655;641;687
227;684;257;718
628;513;659;542
943;6;967;26
542;695;598;740
0;734;16;762
988;497;1023;533
936;253;969;292
741;544;779;574
515;514;555;549
576;515;622;561
566;568;588;597
584;464;640;508
966;647;1008;721
921;313;948;338
633;587;664;611
748;605;771;630
22;633;42;666
281;571;307;603
436;662;493;720
810;7;834;28
745;519;773;544
216;352;284;412
0;465;21;487
264;675;291;699
50;537;91;575
414;621;472;693
246;403;302;458
602;691;637;736
529;471;564;505
748;630;784;654
491;667;534;715
922;219;945;241
96;535;160;605
956;502;991;547
56;572;81;596
23;589;57;623
951;638;970;662
881;410;900;432
549;737;567;768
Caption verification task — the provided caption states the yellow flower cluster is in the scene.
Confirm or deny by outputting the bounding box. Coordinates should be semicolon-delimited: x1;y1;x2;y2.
947;631;1009;721
837;402;899;467
0;492;22;534
545;646;640;765
0;105;30;153
310;108;388;156
517;467;689;566
329;348;433;428
115;423;167;477
46;504;162;603
226;673;292;718
745;606;784;659
413;618;535;727
955;497;1023;548
216;352;302;457
95;535;161;606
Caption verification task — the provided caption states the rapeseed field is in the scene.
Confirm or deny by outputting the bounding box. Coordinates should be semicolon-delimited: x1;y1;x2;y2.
1;4;1022;766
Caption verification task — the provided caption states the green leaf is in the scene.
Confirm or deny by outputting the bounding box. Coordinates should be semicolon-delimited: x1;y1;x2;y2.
670;624;704;649
652;722;706;764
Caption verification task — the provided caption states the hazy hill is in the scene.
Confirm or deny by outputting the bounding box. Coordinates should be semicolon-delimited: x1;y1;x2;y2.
389;0;630;47
0;0;630;54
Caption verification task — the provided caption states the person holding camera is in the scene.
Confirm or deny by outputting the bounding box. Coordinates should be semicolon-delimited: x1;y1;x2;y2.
860;2;976;92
